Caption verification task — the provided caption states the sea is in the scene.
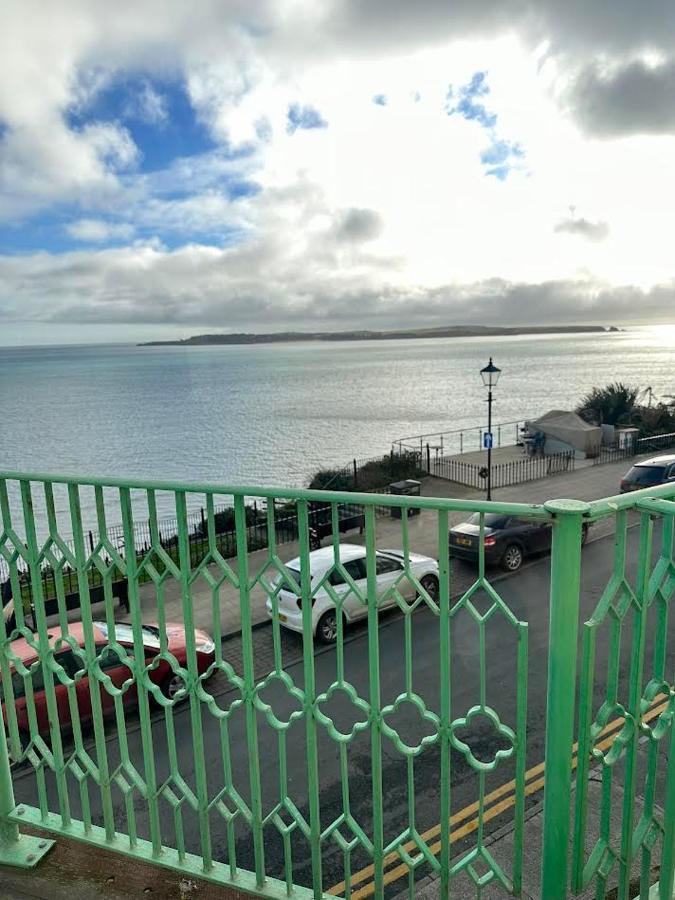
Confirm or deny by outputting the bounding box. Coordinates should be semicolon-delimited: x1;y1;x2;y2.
0;325;673;532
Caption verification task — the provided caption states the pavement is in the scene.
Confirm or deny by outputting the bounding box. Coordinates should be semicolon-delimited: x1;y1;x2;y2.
123;454;633;641
404;774;662;899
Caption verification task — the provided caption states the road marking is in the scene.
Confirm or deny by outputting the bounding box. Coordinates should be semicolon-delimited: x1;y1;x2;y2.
328;698;669;898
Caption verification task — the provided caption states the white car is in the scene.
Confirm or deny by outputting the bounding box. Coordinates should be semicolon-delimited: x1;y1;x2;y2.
265;543;440;643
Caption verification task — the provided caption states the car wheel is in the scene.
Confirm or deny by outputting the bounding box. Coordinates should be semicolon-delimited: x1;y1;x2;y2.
419;574;440;601
317;610;340;644
161;672;187;702
501;544;523;572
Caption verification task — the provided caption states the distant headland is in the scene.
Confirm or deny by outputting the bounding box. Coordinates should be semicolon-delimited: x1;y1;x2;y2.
139;324;618;347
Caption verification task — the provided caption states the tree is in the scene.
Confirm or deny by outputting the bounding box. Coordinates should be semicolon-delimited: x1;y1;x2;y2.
576;382;640;426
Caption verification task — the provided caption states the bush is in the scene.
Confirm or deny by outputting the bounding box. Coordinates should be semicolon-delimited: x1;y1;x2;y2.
576;382;675;437
308;469;354;492
195;504;263;537
576;382;640;426
308;450;424;492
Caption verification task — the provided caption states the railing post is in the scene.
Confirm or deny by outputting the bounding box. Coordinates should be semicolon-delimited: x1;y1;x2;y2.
0;640;54;868
540;498;590;900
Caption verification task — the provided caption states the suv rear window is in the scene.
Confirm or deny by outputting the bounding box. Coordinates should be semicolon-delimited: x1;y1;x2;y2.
625;465;666;486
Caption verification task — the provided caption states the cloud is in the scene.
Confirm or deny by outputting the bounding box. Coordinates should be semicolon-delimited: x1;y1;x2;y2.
124;80;169;126
0;119;138;220
66;218;135;242
3;0;675;341
332;208;383;242
78;121;139;168
568;58;675;137
1;241;671;330
554;216;610;242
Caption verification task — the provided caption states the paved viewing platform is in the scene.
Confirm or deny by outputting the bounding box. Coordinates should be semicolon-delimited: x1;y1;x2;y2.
438;443;596;467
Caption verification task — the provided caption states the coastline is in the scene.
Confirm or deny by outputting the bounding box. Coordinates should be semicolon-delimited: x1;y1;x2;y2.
138;323;615;347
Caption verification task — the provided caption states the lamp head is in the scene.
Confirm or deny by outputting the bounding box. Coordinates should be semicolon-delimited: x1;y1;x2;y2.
480;357;501;390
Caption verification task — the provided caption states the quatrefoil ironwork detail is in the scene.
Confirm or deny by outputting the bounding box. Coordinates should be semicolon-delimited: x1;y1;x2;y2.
91;644;136;697
590;700;635;767
450;706;515;772
196;659;245;719
314;682;370;743
254;671;304;730
380;692;440;757
640;679;674;741
141;653;191;708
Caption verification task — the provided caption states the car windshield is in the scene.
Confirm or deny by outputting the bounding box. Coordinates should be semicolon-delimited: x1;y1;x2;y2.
626;465;667;485
94;622;161;649
466;513;510;529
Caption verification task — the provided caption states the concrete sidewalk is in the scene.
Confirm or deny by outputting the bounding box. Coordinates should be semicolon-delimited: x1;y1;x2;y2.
125;457;632;637
402;740;663;899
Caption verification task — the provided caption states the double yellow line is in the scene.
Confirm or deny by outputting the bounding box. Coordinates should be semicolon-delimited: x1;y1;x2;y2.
328;698;669;898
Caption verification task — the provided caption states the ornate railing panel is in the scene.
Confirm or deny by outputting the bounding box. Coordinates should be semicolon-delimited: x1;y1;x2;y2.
0;470;674;899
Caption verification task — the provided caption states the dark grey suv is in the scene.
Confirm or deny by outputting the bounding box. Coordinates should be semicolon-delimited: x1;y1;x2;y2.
620;454;675;492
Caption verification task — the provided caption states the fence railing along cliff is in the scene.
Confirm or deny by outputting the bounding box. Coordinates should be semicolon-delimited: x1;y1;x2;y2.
1;470;675;898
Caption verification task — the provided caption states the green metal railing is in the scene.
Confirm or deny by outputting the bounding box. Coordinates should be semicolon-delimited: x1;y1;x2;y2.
1;470;674;898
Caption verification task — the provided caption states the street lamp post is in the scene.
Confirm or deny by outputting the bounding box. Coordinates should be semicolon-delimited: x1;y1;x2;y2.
480;357;501;501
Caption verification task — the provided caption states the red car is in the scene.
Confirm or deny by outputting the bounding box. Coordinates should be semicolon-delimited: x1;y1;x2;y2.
1;621;216;741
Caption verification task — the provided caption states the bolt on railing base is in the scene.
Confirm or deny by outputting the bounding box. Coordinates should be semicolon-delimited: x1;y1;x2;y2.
0;831;54;868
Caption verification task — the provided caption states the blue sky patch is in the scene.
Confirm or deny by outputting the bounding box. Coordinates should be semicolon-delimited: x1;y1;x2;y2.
446;72;496;129
372;94;388;106
447;72;525;180
67;74;215;172
485;165;511;181
286;103;328;134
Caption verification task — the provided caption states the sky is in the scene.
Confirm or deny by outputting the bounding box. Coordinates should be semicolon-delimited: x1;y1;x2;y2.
2;1;675;345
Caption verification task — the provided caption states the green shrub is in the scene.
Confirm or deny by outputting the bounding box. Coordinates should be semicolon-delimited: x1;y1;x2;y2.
576;382;675;437
308;450;423;492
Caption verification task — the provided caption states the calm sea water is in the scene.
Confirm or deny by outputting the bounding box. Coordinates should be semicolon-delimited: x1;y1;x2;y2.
1;326;673;529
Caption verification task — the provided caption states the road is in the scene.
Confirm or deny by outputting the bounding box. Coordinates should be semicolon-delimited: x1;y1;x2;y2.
13;521;674;897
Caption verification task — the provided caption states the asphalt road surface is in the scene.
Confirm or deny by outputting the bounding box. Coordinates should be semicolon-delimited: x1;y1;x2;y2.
13;521;674;896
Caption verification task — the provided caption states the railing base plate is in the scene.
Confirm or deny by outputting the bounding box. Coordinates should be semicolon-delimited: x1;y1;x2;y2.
0;833;55;868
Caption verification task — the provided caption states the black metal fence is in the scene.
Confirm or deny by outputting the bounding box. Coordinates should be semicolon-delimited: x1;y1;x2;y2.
431;450;574;489
0;500;371;606
593;430;675;466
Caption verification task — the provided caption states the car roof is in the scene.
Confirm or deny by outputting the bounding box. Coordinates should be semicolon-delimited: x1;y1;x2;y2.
634;454;675;467
5;622;102;665
6;621;162;666
283;543;367;575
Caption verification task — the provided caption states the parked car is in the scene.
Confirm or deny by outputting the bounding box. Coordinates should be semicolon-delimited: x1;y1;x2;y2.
620;454;675;493
266;543;440;643
0;621;216;741
449;513;590;572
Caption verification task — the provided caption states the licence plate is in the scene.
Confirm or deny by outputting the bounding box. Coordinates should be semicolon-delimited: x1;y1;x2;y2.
456;537;472;547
